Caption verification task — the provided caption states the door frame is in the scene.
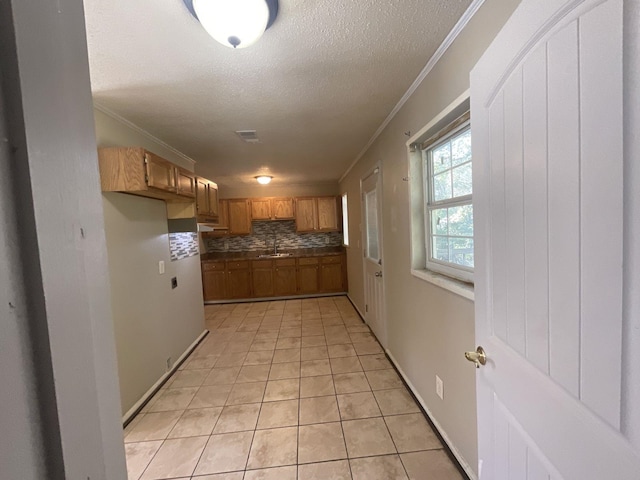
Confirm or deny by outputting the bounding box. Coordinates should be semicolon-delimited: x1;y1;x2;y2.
360;163;388;346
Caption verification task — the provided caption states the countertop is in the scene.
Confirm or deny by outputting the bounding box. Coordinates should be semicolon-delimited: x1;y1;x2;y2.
201;246;345;262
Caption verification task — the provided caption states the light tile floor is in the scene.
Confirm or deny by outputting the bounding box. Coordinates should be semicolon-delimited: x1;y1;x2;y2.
124;296;464;480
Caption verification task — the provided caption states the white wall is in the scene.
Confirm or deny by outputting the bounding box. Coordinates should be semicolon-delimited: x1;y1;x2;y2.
340;0;521;475
95;109;206;414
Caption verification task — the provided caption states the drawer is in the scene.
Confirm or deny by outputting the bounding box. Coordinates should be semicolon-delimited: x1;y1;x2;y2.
227;260;250;270
251;259;273;269
298;257;320;266
320;255;342;265
202;261;225;271
275;258;296;267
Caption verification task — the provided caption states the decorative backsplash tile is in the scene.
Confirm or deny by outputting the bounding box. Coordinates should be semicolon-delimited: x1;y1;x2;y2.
206;220;343;252
169;232;200;261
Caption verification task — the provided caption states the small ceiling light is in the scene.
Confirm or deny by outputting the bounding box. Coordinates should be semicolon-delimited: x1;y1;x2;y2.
256;175;273;185
184;0;279;49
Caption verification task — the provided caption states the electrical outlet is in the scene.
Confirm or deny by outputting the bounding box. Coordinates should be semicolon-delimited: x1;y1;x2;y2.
158;260;165;274
325;236;330;244
171;277;178;289
436;375;444;400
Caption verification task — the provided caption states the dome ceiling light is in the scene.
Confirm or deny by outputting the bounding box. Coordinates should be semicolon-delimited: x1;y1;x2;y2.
183;0;279;49
255;175;273;185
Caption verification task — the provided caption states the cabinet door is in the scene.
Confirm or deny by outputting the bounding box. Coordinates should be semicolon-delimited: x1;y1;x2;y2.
208;183;219;216
196;178;210;215
320;261;344;292
317;196;339;231
228;199;252;235
216;199;229;229
251;198;272;220
145;152;176;192
272;198;295;219
274;265;297;296
252;261;275;297
203;270;227;300
176;168;196;198
227;269;252;298
295;198;317;232
202;262;226;300
297;264;320;294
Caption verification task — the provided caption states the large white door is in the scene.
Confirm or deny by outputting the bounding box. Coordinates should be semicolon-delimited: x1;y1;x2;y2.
361;166;386;345
471;0;640;478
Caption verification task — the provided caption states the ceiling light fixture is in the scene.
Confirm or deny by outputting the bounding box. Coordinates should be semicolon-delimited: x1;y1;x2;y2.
183;0;279;49
255;175;273;185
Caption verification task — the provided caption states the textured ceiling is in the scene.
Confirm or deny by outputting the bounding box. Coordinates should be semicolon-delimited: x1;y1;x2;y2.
84;0;472;187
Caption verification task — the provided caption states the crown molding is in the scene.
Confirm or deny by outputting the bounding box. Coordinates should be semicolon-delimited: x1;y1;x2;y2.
339;0;486;183
93;102;197;166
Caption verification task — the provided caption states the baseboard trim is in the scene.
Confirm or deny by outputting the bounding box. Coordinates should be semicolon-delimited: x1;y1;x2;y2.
122;329;209;426
346;294;366;321
385;349;478;480
204;292;347;305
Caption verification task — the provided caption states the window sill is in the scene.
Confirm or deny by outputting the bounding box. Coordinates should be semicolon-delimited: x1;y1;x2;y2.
411;269;474;301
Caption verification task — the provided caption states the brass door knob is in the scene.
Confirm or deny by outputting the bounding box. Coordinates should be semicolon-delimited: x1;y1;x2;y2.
375;271;383;277
465;346;486;368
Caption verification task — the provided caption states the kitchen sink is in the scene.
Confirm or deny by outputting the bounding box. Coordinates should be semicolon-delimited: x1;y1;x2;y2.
257;253;292;258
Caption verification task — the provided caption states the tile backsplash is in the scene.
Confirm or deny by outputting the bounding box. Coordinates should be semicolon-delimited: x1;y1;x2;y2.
169;232;200;261
205;220;343;252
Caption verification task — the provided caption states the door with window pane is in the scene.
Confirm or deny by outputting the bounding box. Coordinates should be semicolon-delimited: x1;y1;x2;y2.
361;167;386;345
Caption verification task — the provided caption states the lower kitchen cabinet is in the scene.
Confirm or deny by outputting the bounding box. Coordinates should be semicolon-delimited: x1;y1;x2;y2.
320;255;344;292
274;258;297;295
202;254;346;301
202;261;226;301
252;260;275;297
297;257;320;294
227;261;252;298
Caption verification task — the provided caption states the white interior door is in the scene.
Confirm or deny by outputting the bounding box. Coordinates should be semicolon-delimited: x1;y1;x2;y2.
361;167;386;345
471;0;640;478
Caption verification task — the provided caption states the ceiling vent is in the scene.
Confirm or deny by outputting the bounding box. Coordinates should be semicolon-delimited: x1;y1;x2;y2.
235;130;260;143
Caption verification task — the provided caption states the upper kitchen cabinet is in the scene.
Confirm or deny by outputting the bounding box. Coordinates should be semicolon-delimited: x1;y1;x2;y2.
98;147;194;202
250;197;295;220
228;199;252;235
295;196;340;232
195;177;219;222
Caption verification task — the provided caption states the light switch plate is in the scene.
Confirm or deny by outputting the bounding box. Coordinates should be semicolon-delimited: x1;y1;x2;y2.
158;261;165;275
436;375;444;400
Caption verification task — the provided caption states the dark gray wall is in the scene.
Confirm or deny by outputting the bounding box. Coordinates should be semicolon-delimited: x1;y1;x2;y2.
0;0;126;478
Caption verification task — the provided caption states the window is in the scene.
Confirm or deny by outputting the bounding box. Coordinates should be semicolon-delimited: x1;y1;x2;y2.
422;119;473;282
341;193;349;246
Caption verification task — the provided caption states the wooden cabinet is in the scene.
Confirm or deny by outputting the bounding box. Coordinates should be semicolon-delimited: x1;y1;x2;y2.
98;147;196;202
202;261;227;301
227;260;251;298
272;198;295;219
295;197;340;232
250;198;272;220
297;257;320;294
202;253;346;302
250;197;295;221
195;177;219;222
252;259;274;297
176;168;196;198
320;255;344;292
295;198;318;232
228;199;252;235
274;258;297;295
317;197;340;231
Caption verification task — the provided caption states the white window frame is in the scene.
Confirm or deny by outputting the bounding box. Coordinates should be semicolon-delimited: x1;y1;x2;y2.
341;193;349;246
422;120;473;283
